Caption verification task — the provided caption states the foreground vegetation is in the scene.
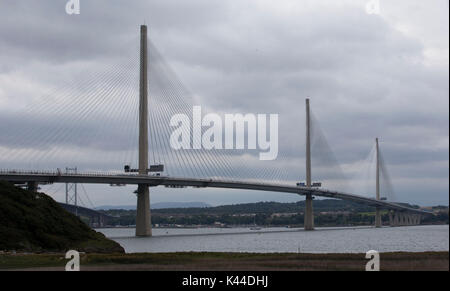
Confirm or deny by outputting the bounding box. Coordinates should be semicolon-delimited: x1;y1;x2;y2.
0;251;447;271
0;181;123;253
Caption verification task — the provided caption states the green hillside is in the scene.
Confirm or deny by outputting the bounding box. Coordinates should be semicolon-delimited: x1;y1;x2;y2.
101;199;447;227
0;181;124;253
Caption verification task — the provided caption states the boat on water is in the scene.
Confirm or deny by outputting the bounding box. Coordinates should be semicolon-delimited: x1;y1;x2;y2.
250;215;261;230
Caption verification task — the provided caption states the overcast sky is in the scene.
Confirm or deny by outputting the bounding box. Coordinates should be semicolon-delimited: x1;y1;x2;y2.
0;0;448;207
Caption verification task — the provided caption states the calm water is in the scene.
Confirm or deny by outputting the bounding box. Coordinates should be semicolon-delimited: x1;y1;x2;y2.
98;225;449;254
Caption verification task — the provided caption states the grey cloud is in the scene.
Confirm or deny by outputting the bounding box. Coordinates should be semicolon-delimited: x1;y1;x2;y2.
0;0;447;206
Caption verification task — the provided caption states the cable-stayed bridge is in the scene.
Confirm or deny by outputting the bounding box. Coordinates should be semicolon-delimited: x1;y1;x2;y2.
0;25;430;236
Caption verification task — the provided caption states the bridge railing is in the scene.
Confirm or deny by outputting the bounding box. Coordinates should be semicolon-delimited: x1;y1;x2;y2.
0;169;141;177
0;169;296;185
0;169;397;197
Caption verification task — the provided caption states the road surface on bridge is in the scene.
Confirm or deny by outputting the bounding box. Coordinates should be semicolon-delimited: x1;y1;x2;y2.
0;171;429;214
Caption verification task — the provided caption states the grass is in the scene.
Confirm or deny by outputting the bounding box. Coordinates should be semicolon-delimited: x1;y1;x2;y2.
0;251;448;271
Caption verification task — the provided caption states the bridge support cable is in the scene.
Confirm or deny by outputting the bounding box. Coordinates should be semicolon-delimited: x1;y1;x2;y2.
80;183;95;209
146;39;292;183
149;72;207;178
147;44;209;178
1;57;129;165
310;111;350;192
47;62;139;170
92;72;140;170
379;148;396;202
0;39;141;172
348;138;397;205
148;41;238;179
148;53;238;180
49;183;64;197
67;62;138;167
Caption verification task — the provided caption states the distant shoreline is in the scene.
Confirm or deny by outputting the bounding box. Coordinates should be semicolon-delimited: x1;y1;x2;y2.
94;223;448;229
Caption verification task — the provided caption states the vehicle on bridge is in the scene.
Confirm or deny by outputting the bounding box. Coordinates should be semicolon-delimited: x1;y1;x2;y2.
124;164;164;175
296;182;322;188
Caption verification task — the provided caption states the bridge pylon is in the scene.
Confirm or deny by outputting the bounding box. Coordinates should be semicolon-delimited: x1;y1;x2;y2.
304;98;314;230
375;138;382;228
135;24;152;237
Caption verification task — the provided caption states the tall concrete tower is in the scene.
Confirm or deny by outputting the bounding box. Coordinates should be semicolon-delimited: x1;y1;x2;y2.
135;25;152;237
375;137;382;228
304;98;314;230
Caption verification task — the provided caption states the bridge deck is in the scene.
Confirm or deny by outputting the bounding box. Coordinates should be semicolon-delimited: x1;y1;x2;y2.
0;171;429;214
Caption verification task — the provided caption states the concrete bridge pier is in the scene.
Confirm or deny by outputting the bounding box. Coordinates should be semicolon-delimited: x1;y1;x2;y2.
390;211;401;227
398;212;405;226
402;213;408;225
394;212;400;226
136;184;151;236
411;214;416;225
415;214;422;225
408;213;421;226
375;207;382;228
407;214;413;225
304;194;314;230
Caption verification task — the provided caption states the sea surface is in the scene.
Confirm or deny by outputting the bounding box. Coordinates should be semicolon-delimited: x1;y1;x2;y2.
98;225;449;254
